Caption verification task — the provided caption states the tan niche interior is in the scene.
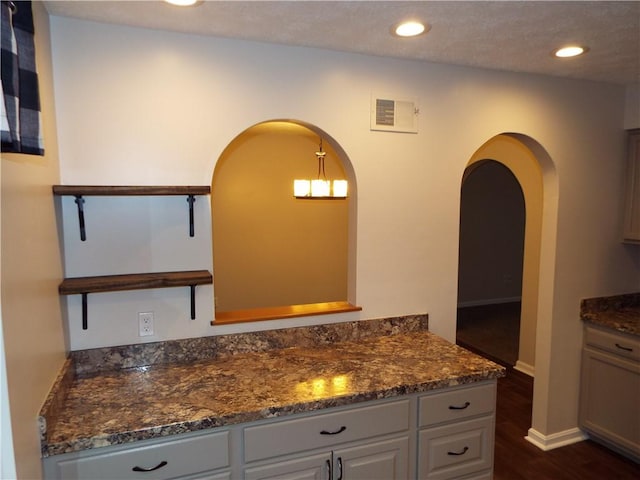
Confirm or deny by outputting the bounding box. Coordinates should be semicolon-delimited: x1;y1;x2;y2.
212;121;359;324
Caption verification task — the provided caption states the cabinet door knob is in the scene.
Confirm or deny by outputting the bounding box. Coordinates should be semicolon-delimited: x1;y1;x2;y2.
320;425;347;435
132;460;168;472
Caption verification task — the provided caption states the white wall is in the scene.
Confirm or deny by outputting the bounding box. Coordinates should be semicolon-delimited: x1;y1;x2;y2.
1;3;67;478
49;16;639;443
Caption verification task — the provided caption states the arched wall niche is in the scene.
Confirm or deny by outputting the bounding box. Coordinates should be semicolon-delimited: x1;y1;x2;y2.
211;119;359;323
462;132;559;447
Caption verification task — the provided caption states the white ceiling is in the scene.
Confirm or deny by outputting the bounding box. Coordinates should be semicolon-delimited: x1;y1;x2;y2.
44;1;640;86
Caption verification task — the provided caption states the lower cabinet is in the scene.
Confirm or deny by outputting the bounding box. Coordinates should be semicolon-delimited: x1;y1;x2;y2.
244;437;409;480
579;325;640;461
417;383;496;479
43;381;497;480
42;429;231;480
243;399;411;480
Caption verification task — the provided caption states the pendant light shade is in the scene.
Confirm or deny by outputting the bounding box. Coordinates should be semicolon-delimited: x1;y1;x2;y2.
294;138;348;199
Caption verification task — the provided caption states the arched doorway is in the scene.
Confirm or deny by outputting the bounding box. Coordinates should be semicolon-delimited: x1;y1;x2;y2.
458;133;563;448
459;134;544;376
457;160;526;367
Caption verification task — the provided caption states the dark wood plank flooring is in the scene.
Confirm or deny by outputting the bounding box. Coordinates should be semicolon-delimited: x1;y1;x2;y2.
495;367;639;479
456;302;521;366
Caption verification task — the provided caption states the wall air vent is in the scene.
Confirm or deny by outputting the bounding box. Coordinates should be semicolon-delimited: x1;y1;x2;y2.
370;95;419;133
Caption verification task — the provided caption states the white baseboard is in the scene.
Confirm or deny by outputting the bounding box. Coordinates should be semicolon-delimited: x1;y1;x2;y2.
525;427;588;451
514;360;534;377
457;297;522;308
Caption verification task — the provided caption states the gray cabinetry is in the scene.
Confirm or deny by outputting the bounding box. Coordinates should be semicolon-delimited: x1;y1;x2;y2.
579;325;640;461
43;429;231;480
243;400;411;480
43;382;498;479
623;129;640;243
417;383;496;479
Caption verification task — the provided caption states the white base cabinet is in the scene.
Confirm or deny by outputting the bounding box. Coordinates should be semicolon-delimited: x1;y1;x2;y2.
245;436;409;480
417;383;496;479
43;429;232;480
43;381;497;480
579;325;640;461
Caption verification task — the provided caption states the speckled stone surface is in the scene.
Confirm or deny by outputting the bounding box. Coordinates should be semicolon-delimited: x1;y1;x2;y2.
40;317;504;458
581;293;640;337
70;314;430;375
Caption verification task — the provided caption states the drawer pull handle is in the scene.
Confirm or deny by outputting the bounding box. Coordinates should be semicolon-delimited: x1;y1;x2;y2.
615;343;633;352
449;401;470;410
320;425;347;435
132;460;168;472
447;446;469;456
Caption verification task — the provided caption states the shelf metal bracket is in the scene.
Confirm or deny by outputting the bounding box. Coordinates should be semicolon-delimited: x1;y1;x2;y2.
187;195;196;237
190;285;196;319
74;195;87;241
81;293;88;330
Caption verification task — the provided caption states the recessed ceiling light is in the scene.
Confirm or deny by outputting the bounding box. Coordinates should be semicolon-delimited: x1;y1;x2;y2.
393;21;429;38
554;45;588;58
164;0;199;6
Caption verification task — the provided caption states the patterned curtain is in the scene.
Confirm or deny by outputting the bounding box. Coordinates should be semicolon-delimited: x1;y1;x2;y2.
1;0;44;155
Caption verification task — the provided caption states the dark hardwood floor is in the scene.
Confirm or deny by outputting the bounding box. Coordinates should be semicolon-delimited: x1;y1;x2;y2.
495;367;639;479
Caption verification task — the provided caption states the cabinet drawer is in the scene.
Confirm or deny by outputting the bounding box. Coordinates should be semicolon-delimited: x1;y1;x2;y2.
53;430;229;480
243;399;410;462
584;326;640;362
419;383;495;428
418;416;494;480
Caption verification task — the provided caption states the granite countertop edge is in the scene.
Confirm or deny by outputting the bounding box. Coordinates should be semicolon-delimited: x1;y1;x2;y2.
580;292;640;337
42;370;502;457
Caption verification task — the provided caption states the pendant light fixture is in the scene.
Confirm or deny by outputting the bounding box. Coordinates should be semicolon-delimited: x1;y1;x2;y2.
294;138;348;198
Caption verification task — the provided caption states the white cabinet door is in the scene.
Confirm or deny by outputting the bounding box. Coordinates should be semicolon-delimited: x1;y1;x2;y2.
333;436;410;480
48;430;230;480
418;416;494;480
580;345;640;459
623;129;640;243
244;453;331;480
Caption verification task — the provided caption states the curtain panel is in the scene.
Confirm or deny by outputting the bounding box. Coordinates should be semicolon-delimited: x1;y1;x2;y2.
1;0;44;155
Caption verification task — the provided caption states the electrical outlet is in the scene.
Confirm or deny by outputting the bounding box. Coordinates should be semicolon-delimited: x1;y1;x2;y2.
138;312;154;337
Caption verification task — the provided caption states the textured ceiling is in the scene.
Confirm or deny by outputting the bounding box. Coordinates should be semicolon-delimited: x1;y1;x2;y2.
44;1;640;86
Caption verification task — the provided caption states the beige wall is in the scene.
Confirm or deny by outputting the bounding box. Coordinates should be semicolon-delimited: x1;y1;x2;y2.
0;2;66;478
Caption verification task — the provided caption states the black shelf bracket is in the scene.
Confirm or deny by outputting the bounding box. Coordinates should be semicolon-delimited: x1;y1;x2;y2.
76;286;201;330
74;195;87;241
81;293;88;330
187;195;196;237
190;285;196;319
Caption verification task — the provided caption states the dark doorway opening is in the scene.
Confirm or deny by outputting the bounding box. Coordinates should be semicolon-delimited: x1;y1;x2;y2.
456;160;525;367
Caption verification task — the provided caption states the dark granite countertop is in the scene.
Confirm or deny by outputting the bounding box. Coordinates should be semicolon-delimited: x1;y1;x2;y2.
39;316;504;458
580;293;640;337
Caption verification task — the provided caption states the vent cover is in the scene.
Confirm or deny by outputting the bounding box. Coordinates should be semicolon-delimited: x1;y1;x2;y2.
370;95;419;133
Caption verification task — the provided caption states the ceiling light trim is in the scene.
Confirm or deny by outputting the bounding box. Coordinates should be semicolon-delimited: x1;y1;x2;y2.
554;45;589;58
392;21;430;38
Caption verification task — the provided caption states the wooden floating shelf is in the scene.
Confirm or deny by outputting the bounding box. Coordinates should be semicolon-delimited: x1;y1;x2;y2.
59;270;213;295
60;270;213;330
52;185;211;240
52;185;211;196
